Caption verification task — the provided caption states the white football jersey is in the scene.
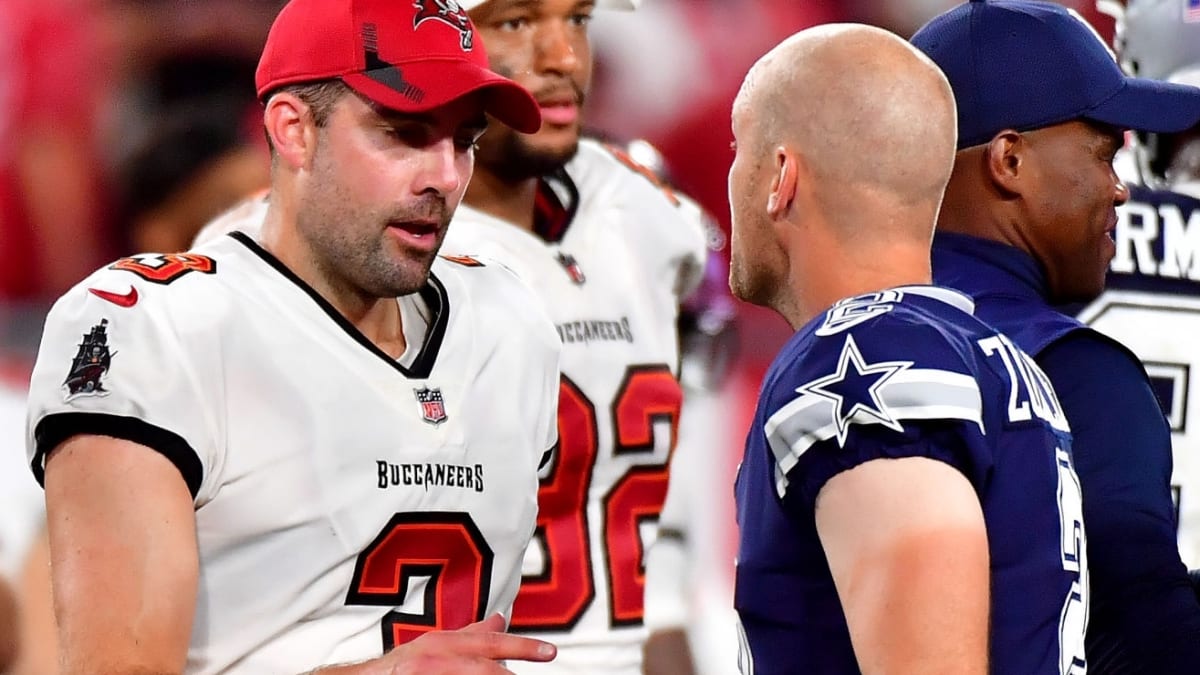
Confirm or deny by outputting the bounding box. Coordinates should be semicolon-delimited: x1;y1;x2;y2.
441;139;708;674
26;217;561;674
1075;182;1200;567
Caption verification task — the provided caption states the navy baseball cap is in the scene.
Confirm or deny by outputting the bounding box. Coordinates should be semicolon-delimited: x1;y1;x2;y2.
911;0;1200;149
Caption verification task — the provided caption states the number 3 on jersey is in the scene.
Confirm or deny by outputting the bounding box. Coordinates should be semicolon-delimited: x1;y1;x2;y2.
513;365;682;631
344;512;493;649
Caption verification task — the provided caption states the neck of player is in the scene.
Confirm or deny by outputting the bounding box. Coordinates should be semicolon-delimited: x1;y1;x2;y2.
462;166;541;232
261;208;408;359
787;239;933;330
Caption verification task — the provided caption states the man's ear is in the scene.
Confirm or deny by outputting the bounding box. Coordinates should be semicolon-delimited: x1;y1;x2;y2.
983;130;1026;197
264;93;318;170
767;145;798;218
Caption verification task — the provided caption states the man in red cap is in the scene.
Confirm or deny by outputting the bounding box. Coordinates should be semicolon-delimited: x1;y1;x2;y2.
21;0;566;673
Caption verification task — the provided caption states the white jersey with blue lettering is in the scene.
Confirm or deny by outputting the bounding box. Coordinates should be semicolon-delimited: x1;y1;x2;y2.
1076;181;1200;566
440;138;708;675
25;209;561;674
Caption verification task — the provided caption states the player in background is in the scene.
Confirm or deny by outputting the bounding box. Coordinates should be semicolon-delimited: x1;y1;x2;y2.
1081;0;1200;570
24;0;564;672
731;23;1088;674
916;0;1200;672
441;2;709;673
641;251;740;675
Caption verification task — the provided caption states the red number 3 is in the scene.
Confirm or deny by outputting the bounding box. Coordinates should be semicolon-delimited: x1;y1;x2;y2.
344;365;681;646
345;512;493;649
512;365;682;631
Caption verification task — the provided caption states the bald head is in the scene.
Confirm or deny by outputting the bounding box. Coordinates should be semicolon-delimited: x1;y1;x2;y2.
735;24;958;217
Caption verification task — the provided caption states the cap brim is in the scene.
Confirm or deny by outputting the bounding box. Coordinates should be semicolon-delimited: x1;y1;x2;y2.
1086;77;1200;134
342;59;541;134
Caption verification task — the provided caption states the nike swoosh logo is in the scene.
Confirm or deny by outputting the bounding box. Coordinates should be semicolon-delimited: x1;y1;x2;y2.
88;286;139;307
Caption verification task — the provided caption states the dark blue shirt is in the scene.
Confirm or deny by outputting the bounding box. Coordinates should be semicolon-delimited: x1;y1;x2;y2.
734;286;1086;674
933;229;1200;674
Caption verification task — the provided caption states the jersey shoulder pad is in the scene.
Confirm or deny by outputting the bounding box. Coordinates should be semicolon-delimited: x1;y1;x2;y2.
808;291;978;370
764;309;985;481
60;243;239;341
432;254;559;349
588;138;683;208
770;293;985;431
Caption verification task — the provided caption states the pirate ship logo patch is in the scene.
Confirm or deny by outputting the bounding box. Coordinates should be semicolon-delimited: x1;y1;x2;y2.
414;386;448;426
64;319;116;400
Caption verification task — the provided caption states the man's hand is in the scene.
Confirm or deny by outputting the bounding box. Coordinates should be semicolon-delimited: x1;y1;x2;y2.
313;614;556;675
642;627;697;675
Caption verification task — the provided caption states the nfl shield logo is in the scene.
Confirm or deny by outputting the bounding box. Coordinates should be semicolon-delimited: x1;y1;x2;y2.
414;386;448;426
555;252;586;285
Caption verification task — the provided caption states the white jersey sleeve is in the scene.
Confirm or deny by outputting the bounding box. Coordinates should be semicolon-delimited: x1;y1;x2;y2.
671;192;713;302
27;257;226;502
588;141;708;304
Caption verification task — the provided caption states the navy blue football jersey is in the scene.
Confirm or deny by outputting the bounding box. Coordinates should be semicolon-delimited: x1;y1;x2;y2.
1078;184;1200;567
734;286;1087;675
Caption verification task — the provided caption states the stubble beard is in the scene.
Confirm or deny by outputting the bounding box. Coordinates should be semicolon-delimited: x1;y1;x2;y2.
729;254;767;308
478;130;581;183
298;156;444;300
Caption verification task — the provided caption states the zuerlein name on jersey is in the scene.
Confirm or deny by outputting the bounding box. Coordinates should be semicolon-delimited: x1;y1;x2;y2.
556;317;634;345
376;460;484;492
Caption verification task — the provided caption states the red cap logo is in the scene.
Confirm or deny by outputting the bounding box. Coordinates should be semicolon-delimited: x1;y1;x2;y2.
413;0;474;51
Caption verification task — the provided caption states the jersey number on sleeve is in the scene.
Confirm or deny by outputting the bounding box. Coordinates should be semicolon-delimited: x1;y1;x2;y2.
511;365;682;632
110;253;216;283
345;512;493;649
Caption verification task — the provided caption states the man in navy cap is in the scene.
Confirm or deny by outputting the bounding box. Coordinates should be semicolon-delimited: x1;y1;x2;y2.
914;1;1200;672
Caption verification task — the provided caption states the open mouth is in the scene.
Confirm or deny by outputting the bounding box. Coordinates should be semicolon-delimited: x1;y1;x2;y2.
536;91;581;127
387;220;442;252
389;220;439;238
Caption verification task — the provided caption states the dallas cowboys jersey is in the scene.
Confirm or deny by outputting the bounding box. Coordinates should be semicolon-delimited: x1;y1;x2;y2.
735;287;1088;675
25;224;561;674
1077;184;1200;567
439;138;708;674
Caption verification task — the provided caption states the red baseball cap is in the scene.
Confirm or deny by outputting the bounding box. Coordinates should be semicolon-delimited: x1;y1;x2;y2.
458;0;638;9
255;0;541;133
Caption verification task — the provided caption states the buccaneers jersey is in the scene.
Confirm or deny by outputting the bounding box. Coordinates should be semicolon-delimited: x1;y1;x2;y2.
1076;184;1200;567
440;139;708;674
736;288;1087;675
25;219;561;673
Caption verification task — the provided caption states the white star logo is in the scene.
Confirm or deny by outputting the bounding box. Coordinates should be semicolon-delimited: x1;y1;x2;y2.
796;334;913;447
